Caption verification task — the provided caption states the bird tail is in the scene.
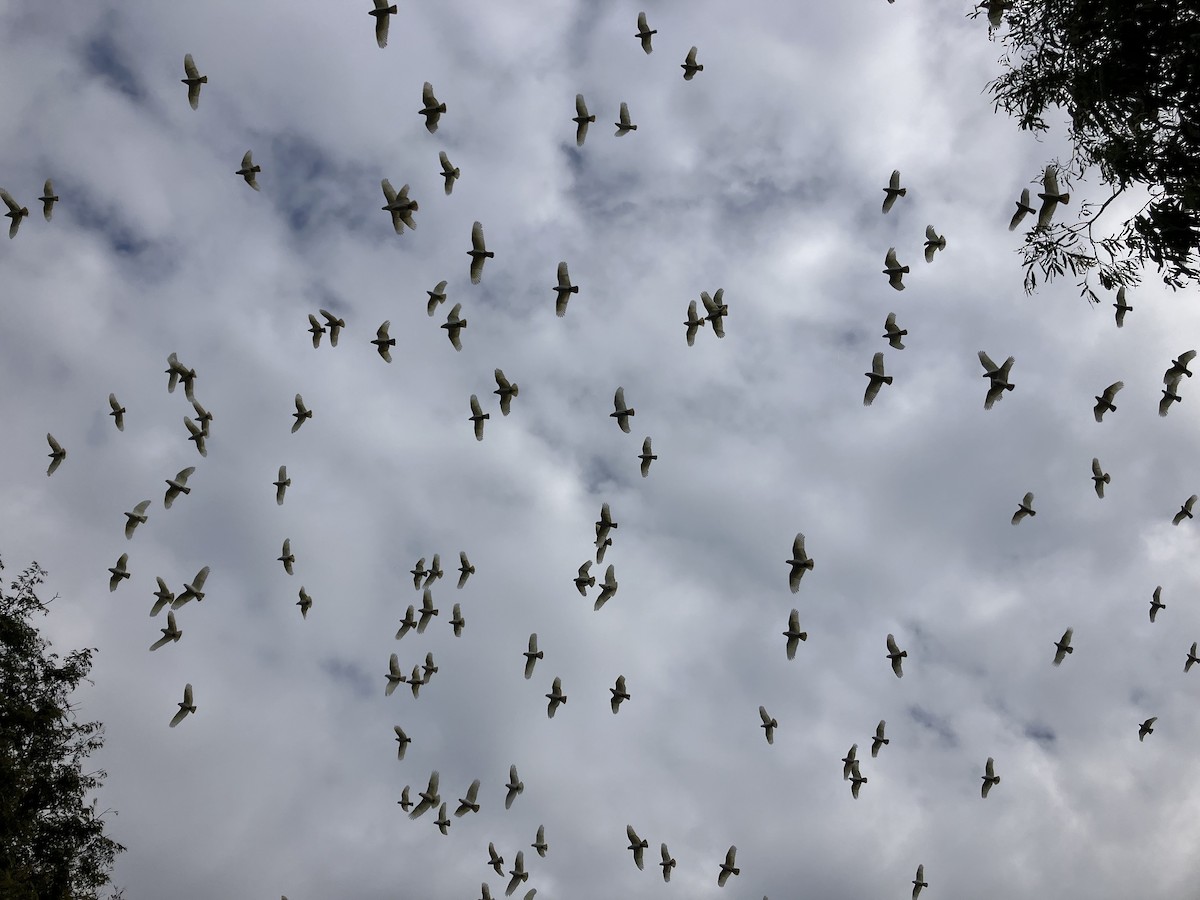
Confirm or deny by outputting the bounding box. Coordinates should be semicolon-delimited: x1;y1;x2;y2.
882;376;894;385
200;76;208;84
511;385;519;397
1103;474;1111;484
1059;193;1069;204
898;189;907;197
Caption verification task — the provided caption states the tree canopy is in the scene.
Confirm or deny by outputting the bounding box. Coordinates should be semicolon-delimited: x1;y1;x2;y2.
974;0;1200;296
0;558;124;900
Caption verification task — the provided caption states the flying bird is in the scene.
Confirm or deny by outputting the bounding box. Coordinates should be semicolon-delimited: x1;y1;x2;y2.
1091;458;1110;498
236;151;261;190
108;393;126;430
409;770;441;819
488;843;505;876
1113;286;1132;327
660;843;676;882
369;0;396;47
278;538;294;575
274;466;290;505
886;633;907;677
783;609;807;659
426;280;448;316
545;676;567;717
531;824;548;858
883;247;908;290
614;102;637;136
173;566;210;608
449;603;465;636
523;633;543;680
1012;492;1036;524
183;416;207;457
635;11;656;52
979;351;1016;408
574;561;595;597
881;170;906;213
1138;717;1157;742
124;500;151;539
191;399;212;431
981;757;1000;798
381;179;418;233
297;587;313;619
626;825;648;870
420;82;447;133
182;54;206;109
438;151;460;194
164;467;196;508
417;588;438;633
394;725;411;760
864;352;892;406
505;764;524;809
151;578;175;617
842;744;858;780
372;321;395;362
1186;642;1199;673
1093;381;1124;422
434;803;450;835
108;554;130;592
45;433;66;476
39;180;58;220
408;666;425;697
718;845;740;886
573;94;595;146
923;225;946;261
468;221;493;283
1036;164;1070;229
307;313;326;348
1009;187;1035;230
639;437;657;477
701;289;728;337
595;565;618;610
455;779;481;816
1161;376;1184;416
425;554;444;587
397;786;412;812
469;394;489;441
684;300;706;345
610;675;630;713
292;394;312;432
1053;628;1074;665
759;705;778;744
0;189;28;238
787;534;814;592
505;851;528;897
872;719;889;757
1150;585;1165;622
1165;350;1197;382
394;606;414;640
681;46;703;79
883;312;907;349
850;760;867;798
611;387;635;432
912;864;928;899
149;610;182;651
1172;495;1198;525
385;654;407;696
169;683;196;727
554;261;578;316
319;309;345;346
457;552;474;589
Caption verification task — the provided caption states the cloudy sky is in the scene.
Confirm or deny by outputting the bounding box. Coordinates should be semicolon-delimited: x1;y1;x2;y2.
3;1;1200;897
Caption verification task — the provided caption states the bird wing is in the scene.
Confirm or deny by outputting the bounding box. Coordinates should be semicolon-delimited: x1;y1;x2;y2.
470;394;483;417
889;170;901;191
885;247;900;269
472;220;486;252
614;386;626;411
619;102;630;126
872;351;885;376
1103;381;1125;401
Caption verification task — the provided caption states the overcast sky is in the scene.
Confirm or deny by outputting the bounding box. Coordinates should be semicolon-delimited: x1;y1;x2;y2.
2;1;1200;898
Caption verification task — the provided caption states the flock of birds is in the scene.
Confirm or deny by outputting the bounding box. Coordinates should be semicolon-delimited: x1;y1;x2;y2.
14;1;1192;897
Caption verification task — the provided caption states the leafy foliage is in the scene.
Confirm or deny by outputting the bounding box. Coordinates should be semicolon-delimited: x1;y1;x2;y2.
973;0;1200;296
0;558;125;900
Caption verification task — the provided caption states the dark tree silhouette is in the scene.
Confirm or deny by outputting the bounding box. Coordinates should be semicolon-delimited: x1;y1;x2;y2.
974;0;1200;297
0;558;125;900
